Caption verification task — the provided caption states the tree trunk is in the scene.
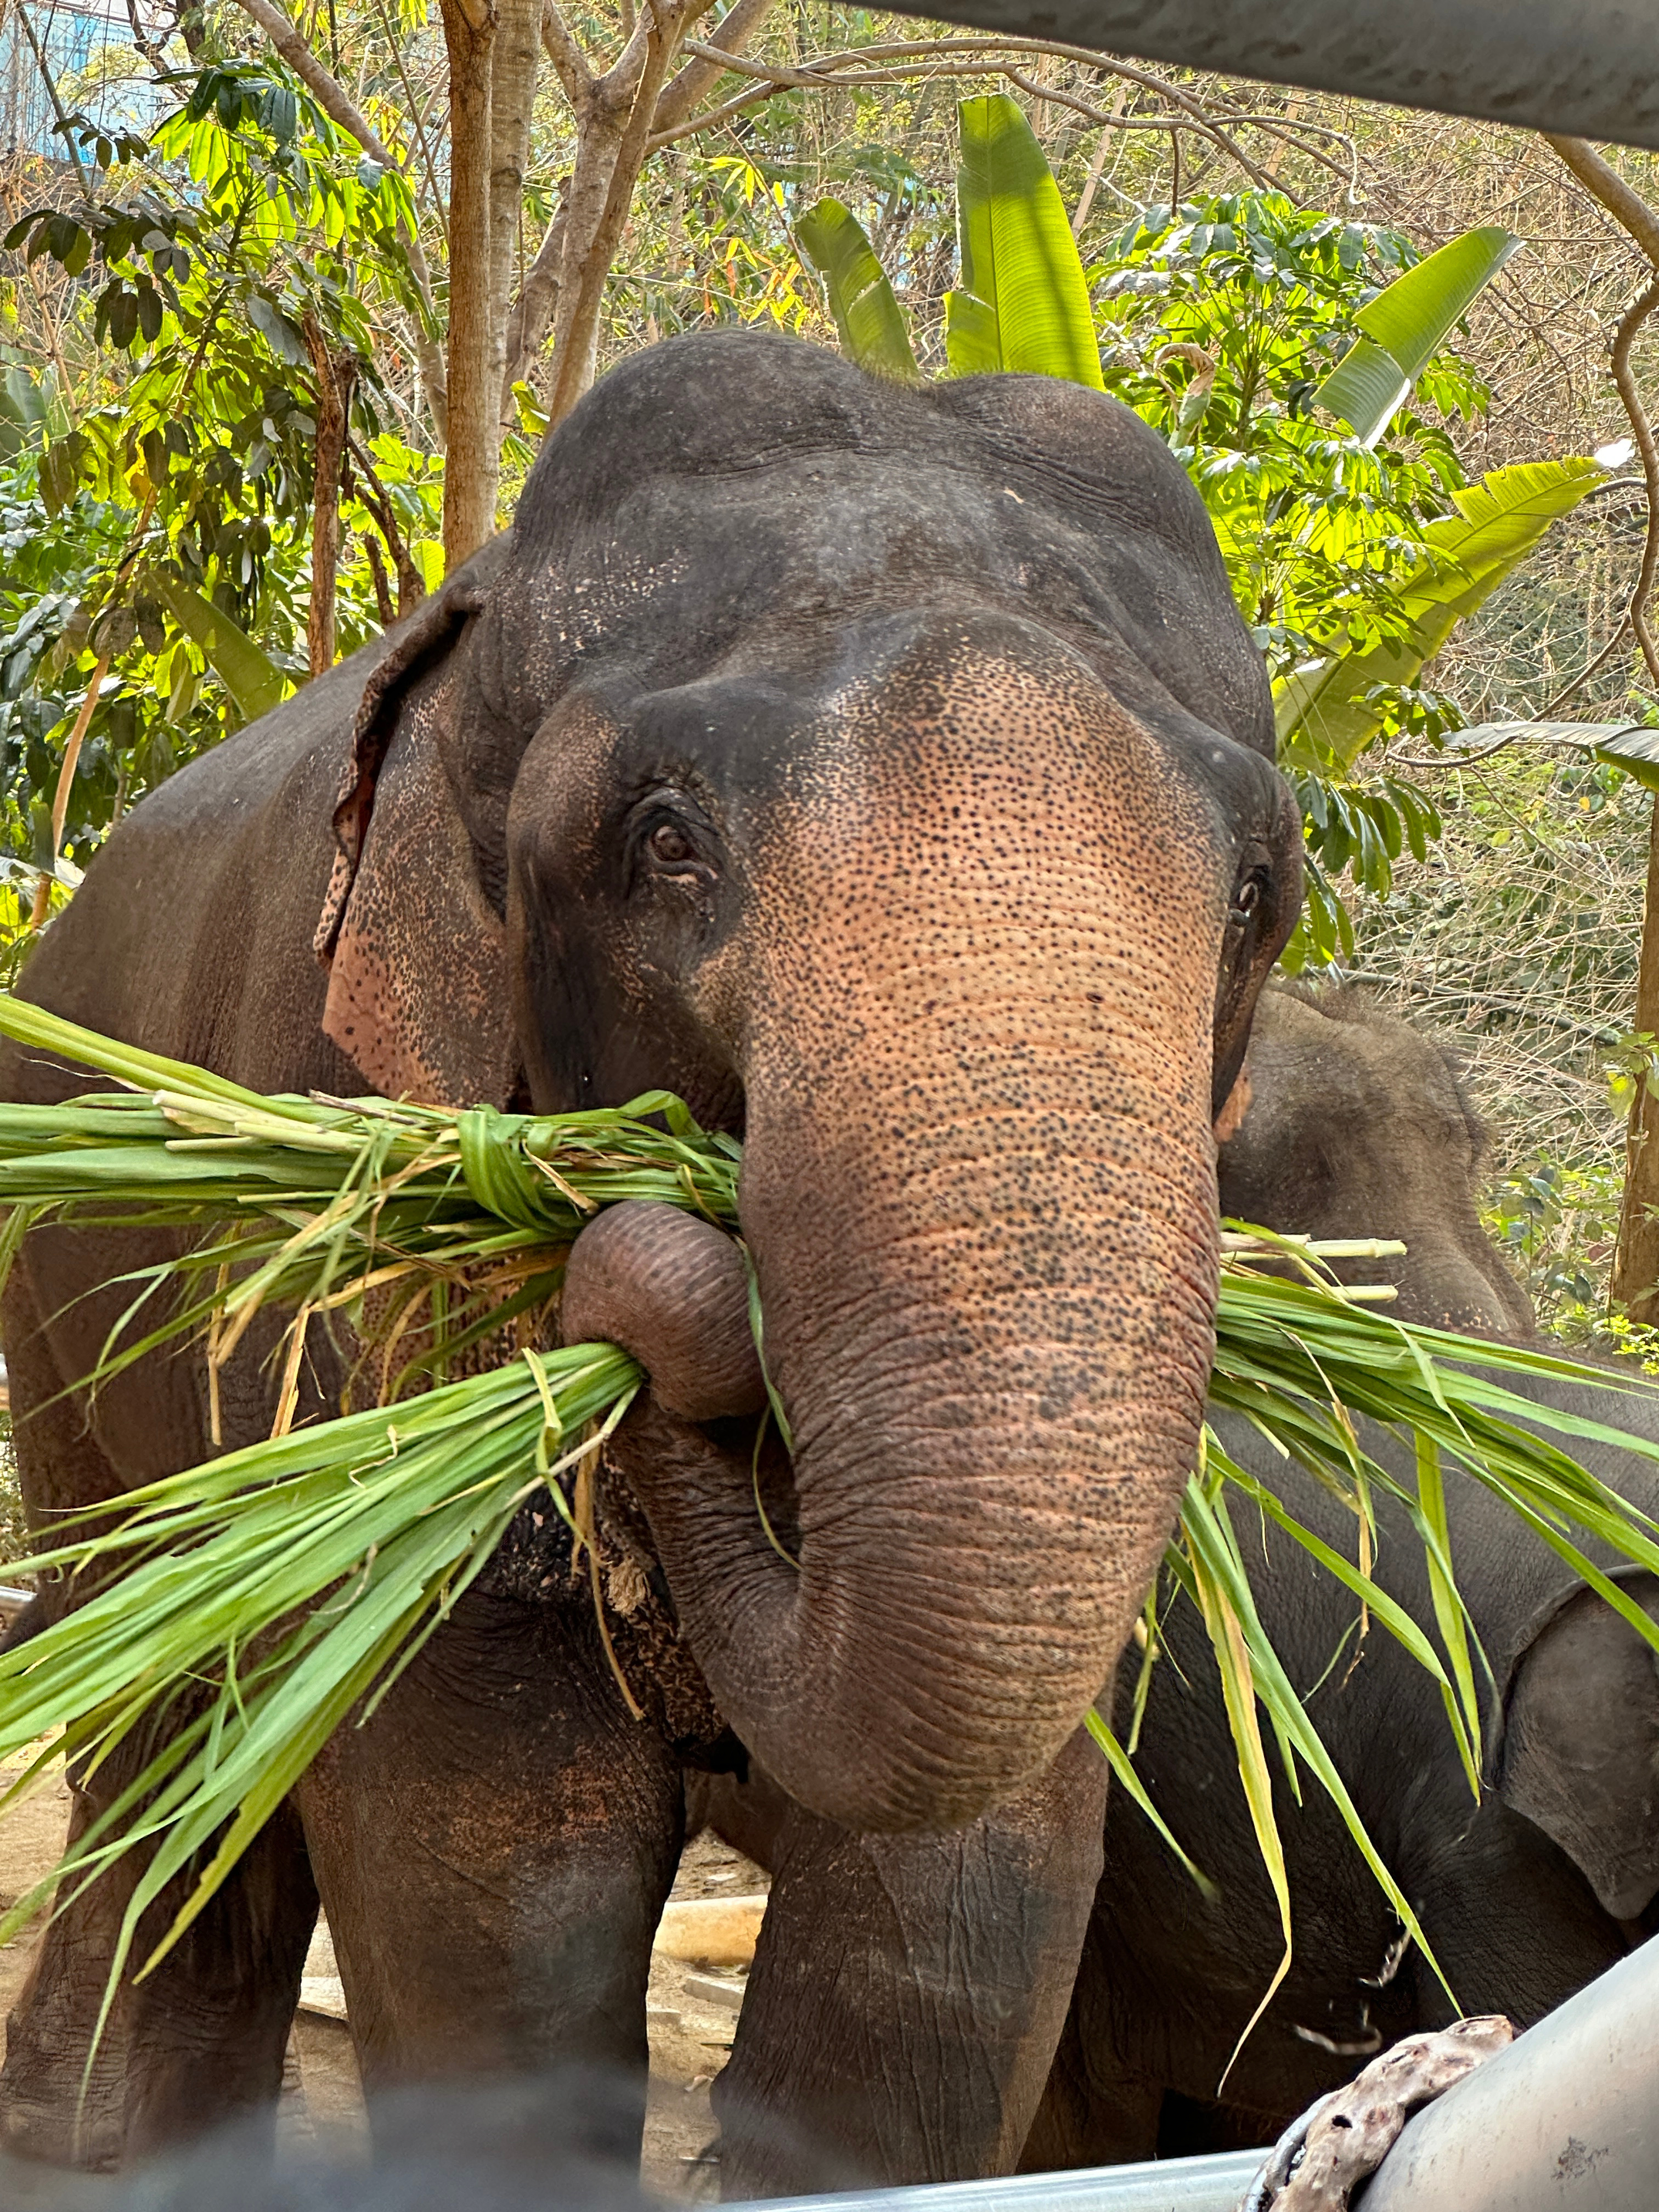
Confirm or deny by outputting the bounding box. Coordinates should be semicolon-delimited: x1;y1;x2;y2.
1549;140;1659;1322
440;0;499;570
1615;801;1659;1321
302;313;359;678
488;0;542;420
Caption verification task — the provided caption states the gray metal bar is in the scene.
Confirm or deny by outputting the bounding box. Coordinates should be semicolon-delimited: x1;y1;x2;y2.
728;2148;1265;2212
0;1583;30;1622
1361;1934;1659;2210
881;0;1659;152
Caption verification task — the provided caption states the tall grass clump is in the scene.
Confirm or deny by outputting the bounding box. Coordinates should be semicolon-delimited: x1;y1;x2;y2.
0;995;1656;2070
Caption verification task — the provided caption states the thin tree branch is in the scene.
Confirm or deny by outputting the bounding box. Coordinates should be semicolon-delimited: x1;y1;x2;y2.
539;0;594;104
346;431;426;613
1544;136;1659;268
366;0;448;238
1547;137;1659;690
14;2;96;205
653;0;772;134
1610;274;1659;689
647;36;1276;188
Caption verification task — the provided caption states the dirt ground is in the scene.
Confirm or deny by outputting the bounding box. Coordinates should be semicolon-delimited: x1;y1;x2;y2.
0;1754;765;2201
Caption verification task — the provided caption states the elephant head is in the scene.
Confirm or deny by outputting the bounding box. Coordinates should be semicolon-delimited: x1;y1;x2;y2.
314;329;1301;1833
1219;984;1535;1339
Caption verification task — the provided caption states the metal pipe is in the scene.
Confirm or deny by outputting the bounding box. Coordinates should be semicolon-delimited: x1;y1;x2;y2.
882;0;1659;151
1361;1934;1659;2210
728;2149;1266;2212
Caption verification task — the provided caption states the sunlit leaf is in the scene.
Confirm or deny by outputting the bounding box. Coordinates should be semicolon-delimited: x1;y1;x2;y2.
946;94;1103;388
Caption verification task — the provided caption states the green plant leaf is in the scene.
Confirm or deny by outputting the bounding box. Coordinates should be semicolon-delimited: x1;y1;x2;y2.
1426;719;1659;792
1314;226;1520;445
1276;456;1605;768
945;94;1103;390
796;199;918;382
149;578;287;724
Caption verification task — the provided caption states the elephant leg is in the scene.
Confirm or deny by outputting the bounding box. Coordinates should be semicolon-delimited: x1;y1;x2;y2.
295;1581;682;2162
712;1724;1109;2199
1016;1972;1164;2173
0;1795;317;2171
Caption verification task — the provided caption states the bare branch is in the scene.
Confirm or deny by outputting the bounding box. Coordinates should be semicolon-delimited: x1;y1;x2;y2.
1611;275;1659;689
653;0;775;135
366;0;449;238
539;0;594;105
646;33;1277;189
1545;137;1659;687
14;3;96;205
1544;136;1659;269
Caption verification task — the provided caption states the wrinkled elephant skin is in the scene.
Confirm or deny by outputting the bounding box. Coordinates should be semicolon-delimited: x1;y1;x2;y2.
0;330;1298;2171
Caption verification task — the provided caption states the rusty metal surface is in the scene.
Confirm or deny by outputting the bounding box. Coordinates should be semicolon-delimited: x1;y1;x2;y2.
1361;1935;1659;2210
884;0;1659;151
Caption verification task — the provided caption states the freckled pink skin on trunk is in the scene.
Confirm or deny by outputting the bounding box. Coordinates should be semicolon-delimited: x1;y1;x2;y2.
619;636;1233;1835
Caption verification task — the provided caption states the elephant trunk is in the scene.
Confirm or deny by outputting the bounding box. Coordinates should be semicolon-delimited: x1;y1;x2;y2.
734;1085;1217;1830
603;1003;1223;1833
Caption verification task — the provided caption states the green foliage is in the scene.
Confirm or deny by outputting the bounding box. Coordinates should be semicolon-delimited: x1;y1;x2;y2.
796;199;918;381
7;997;1659;2040
0;59;444;920
1094;194;1486;691
1276;458;1607;769
945;94;1103;387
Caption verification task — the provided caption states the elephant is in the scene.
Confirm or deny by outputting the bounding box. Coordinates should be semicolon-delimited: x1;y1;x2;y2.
693;982;1659;2182
1215;982;1536;1338
1023;983;1659;2163
0;325;1301;2181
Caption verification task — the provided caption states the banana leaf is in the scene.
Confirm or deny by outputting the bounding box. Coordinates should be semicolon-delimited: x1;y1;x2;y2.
1420;719;1659;793
150;578;288;724
1276;456;1605;768
945;94;1104;390
1314;226;1520;447
797;199;919;382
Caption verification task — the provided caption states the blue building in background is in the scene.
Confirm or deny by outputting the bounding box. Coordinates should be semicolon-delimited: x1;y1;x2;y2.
1;0;168;161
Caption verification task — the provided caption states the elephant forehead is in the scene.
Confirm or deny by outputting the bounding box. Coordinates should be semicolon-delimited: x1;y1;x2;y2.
494;332;1272;760
724;637;1226;1108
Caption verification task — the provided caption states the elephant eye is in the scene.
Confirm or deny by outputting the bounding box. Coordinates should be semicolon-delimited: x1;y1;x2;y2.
628;792;721;895
1229;868;1270;929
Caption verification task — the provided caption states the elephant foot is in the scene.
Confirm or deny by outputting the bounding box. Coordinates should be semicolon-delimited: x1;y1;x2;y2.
1241;2015;1513;2212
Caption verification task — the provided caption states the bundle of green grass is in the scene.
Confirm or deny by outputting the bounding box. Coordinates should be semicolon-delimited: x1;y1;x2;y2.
0;991;1656;2034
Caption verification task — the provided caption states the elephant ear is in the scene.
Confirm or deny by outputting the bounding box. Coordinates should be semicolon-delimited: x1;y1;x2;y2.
1498;1573;1659;1922
313;541;519;1109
